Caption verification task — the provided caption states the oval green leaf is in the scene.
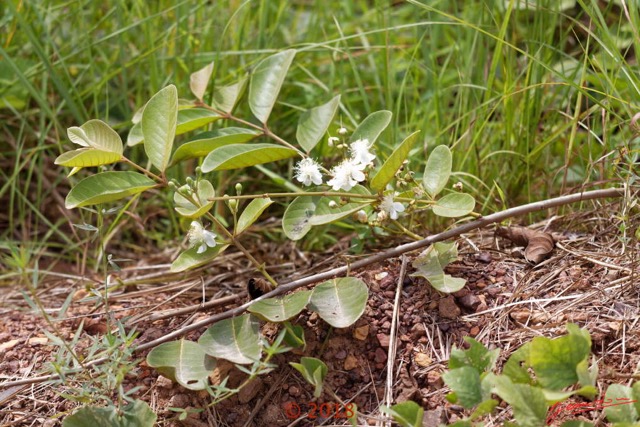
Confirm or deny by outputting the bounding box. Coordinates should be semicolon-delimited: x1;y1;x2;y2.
236;197;273;234
126;122;144;147
171;127;261;165
198;314;262;364
213;75;247;113
67;119;123;153
63;400;157;427
370;130;420;192
176;107;221;135
146;339;216;391
170;244;228;273
308;277;368;328
282;186;372;241
432;193;475;218
249;49;296;123
190;62;214;100
349;110;392;144
201;143;298;172
248;290;312;322
55;148;122;168
142;84;178;172
174;180;215;218
65;171;156;209
423;145;452;198
296;95;341;153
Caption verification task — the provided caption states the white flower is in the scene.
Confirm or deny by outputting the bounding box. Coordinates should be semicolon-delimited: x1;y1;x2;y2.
327;159;366;191
294;158;323;186
188;221;217;253
349;138;375;166
327;136;340;147
380;194;405;220
338;127;348;135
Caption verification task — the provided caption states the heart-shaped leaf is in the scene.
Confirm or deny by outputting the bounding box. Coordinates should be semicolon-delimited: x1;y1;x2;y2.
248;290;312;322
491;376;548;427
171;127;261;164
443;367;483;409
249;49;296;123
308;277;368;328
146;339;216;390
603;384;638;423
236;197;273;234
65;171;156;209
370;130;420;192
201;143;297;172
173;180;215;218
170;244;229;273
381;401;424;427
190;62;214;100
423;145;452;198
142;85;178;172
296;95;341;152
175;107;221;135
432;193;475;218
349;110;392;144
198;314;262;364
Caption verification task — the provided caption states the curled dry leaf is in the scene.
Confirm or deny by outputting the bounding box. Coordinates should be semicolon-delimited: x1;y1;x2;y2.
495;226;555;264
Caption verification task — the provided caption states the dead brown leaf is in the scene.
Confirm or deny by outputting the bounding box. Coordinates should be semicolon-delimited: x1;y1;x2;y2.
495;226;555;264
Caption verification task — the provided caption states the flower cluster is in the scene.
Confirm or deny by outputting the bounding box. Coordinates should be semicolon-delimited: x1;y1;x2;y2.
294;138;376;191
292;135;406;222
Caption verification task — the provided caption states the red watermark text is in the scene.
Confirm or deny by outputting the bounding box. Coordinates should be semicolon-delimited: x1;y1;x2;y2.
282;401;355;420
546;397;637;425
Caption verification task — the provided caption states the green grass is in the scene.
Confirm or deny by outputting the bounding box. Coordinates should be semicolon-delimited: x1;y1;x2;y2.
1;0;639;272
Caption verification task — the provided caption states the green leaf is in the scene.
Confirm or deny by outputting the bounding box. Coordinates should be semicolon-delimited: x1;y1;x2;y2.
142;85;178;172
249;49;296;123
67;119;123;153
370;130;420;192
604;384;639;423
213;75;247;113
170;244;228;273
559;422;594;427
63;400;157;427
282;185;372;240
55;148;122;168
492;376;548;427
432;193;475;217
146;339;216;390
308;277;368;328
198;314;262;364
296;95;341;152
443;367;483;408
290;357;327;399
236;197;273;234
190;62;214;100
349;110;392;144
248;290;311;322
201;143;297;172
126;121;144;147
176;107;221;135
449;337;500;373
282;322;306;348
423;145;452;198
470;399;500;420
411;242;466;293
529;325;591;390
503;343;533;384
380;401;424;427
174;180;215;219
171;127;261;164
65;171;156;209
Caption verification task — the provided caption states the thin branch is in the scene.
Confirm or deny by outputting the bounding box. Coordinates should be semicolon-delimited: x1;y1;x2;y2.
0;186;626;389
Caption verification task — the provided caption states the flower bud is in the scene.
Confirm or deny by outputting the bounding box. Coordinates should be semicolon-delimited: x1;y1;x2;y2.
328;200;338;208
353;210;368;223
338;127;348;135
235;183;243;196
